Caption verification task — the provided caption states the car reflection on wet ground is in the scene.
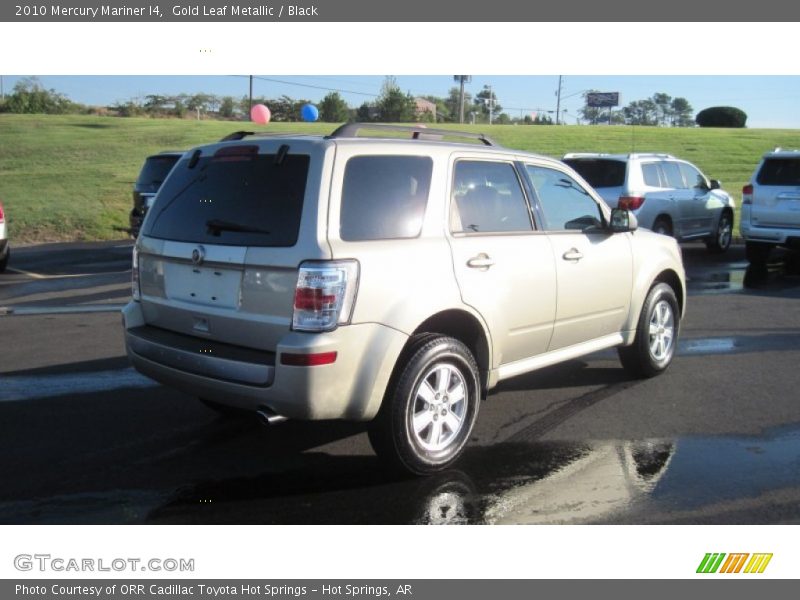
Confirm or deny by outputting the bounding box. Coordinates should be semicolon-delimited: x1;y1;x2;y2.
143;424;800;525
685;244;800;295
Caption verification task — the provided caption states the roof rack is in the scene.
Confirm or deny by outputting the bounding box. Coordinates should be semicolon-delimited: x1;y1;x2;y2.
327;123;496;146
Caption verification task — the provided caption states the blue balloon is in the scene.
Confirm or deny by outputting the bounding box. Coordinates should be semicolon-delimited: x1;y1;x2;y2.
301;103;319;122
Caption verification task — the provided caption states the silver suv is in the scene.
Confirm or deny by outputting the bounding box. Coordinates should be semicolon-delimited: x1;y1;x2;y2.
563;153;735;253
124;124;686;475
740;148;800;264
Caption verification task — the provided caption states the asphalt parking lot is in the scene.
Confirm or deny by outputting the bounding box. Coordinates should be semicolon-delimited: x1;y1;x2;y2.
1;241;800;524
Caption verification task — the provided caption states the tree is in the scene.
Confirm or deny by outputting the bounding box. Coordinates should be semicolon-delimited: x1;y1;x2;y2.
318;92;350;122
670;97;694;127
696;106;747;128
652;92;673;126
112;100;145;117
356;102;373;122
172;97;187;118
444;87;472;122
374;76;417;122
218;96;237;118
186;93;218;116
475;86;502;121
623;99;658;126
2;77;75;114
579;90;604;124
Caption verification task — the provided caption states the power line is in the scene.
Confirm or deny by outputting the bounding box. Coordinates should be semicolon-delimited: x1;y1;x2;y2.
233;75;379;98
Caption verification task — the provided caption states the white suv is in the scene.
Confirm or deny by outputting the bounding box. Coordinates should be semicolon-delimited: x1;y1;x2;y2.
563;153;735;253
124;124;686;475
740;148;800;263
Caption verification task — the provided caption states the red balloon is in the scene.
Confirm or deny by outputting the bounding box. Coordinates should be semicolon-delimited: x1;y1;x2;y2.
250;104;271;124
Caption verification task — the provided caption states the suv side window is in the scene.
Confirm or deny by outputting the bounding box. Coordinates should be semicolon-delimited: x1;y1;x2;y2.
661;161;685;189
678;162;708;190
526;166;604;232
451;160;532;233
340;155;432;241
641;162;663;187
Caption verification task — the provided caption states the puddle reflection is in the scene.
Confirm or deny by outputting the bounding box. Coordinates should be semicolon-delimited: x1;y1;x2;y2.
151;425;800;525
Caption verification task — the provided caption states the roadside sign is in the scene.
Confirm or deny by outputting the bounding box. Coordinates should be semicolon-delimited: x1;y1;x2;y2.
587;92;620;108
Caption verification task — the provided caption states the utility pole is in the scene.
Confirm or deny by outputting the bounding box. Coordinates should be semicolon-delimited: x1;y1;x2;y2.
555;75;563;125
484;84;495;125
249;75;253;112
453;75;471;124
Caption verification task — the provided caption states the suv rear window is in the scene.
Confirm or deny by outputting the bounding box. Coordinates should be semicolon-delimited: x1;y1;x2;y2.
135;155;182;193
143;149;310;247
562;159;626;188
756;158;800;185
340;155;432;241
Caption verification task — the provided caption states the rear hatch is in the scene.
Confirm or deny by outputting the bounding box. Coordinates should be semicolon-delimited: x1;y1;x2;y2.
136;138;332;351
752;156;800;228
562;157;626;207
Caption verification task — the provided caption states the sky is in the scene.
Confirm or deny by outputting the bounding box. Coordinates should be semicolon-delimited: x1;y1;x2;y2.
3;74;800;129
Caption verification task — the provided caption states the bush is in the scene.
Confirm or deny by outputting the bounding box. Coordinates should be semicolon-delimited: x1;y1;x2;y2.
696;106;747;128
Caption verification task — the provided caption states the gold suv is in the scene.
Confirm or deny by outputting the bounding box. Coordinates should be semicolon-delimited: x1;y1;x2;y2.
124;124;686;475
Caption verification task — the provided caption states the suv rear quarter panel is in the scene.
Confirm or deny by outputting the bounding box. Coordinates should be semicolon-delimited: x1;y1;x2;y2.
326;142;468;334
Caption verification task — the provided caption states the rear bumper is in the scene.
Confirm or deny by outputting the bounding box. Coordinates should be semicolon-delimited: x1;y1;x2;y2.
123;301;408;421
740;211;800;246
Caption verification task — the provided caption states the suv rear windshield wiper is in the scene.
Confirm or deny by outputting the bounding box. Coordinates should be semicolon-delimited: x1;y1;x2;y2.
205;219;271;236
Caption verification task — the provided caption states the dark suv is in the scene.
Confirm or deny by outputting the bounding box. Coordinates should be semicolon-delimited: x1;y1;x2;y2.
129;151;184;237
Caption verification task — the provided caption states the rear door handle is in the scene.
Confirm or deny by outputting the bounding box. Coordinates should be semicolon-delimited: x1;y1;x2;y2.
562;248;583;262
467;254;495;269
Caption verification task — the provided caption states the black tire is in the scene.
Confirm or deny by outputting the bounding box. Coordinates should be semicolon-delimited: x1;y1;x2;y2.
199;397;250;419
651;217;673;237
368;334;481;476
618;282;680;378
705;211;732;253
0;247;8;273
745;241;773;265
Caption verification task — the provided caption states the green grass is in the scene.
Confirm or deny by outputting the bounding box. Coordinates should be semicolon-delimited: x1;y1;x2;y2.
1;114;799;242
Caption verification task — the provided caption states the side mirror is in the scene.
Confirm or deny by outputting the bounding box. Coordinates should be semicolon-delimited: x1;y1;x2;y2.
610;208;638;233
709;179;721;190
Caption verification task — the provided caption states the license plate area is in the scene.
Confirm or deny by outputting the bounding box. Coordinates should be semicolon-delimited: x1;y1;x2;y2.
164;263;242;309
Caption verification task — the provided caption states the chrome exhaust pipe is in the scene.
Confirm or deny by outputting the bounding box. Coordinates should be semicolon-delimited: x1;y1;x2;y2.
256;406;288;426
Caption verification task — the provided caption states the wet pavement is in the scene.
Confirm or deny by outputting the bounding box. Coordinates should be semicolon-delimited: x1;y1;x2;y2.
147;424;800;525
2;240;800;524
4;415;797;525
683;243;800;296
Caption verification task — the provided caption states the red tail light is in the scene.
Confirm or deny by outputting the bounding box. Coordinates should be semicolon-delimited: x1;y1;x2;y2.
0;201;5;223
292;260;359;332
618;196;645;211
294;288;337;312
742;184;753;205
